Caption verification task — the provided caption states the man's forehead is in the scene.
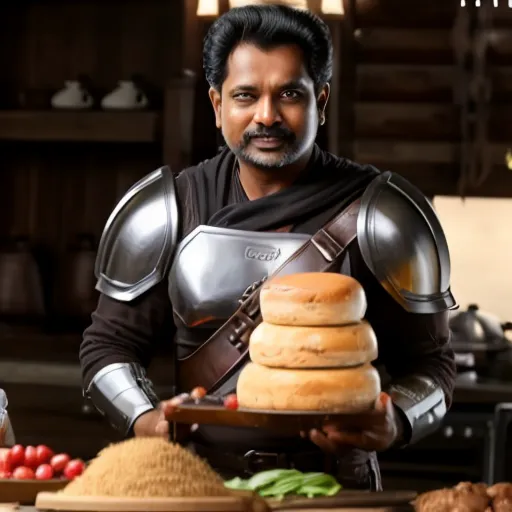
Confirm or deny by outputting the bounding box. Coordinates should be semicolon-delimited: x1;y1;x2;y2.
225;43;309;84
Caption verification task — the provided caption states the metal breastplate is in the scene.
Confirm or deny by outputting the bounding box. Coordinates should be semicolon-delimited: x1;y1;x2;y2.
169;226;310;331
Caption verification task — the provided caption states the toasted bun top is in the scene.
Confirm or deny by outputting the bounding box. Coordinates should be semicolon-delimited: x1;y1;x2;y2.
262;272;364;305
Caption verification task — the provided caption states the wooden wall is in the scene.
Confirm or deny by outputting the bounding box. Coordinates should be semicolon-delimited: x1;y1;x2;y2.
348;0;512;197
0;0;188;456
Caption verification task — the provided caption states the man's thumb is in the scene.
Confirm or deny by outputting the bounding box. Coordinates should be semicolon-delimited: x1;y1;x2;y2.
375;392;391;413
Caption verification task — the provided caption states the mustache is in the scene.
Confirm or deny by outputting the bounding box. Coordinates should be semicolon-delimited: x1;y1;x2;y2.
243;127;295;144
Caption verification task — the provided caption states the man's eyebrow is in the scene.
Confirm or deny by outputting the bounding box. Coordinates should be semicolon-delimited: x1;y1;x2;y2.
228;80;308;95
279;80;308;90
228;84;258;94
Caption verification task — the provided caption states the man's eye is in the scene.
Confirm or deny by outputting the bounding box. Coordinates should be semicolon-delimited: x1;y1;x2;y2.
233;93;253;100
282;90;301;100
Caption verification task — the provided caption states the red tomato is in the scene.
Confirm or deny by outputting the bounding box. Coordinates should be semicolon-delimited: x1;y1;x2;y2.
9;445;25;468
63;459;85;480
0;470;11;479
0;449;12;472
36;445;54;466
190;386;207;400
12;466;35;480
50;453;71;474
223;394;238;410
23;446;38;469
35;464;54;480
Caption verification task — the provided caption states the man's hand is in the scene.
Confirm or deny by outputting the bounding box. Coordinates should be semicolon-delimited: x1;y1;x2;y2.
133;395;190;438
309;392;403;454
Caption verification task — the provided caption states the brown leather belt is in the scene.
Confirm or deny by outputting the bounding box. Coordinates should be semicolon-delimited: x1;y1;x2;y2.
192;444;336;476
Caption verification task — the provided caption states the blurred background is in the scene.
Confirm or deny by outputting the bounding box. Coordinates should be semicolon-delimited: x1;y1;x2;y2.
1;0;512;494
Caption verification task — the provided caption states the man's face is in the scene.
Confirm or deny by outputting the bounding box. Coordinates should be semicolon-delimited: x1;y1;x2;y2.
209;43;329;170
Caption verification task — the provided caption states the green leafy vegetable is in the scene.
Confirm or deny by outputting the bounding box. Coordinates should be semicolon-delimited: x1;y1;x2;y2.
224;469;342;499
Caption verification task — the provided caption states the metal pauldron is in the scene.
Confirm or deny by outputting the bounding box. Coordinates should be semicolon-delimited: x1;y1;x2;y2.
388;375;447;446
85;362;159;436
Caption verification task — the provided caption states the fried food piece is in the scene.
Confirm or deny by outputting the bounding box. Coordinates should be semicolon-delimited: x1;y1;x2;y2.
415;485;490;512
487;483;512;499
492;496;512;512
455;481;489;498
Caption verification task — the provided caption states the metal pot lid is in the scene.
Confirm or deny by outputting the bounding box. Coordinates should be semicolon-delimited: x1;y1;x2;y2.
450;304;510;344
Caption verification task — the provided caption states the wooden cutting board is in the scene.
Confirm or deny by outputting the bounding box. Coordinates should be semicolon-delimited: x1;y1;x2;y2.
0;479;68;505
34;490;416;512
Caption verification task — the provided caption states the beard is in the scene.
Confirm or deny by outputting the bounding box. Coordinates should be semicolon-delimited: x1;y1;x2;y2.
229;126;302;170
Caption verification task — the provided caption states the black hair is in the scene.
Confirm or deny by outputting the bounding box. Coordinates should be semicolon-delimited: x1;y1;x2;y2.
203;3;333;92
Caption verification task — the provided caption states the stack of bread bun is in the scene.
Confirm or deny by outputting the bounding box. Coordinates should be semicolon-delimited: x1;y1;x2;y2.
236;272;381;413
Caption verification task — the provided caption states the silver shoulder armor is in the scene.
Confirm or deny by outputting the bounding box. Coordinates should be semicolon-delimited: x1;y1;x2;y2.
95;166;179;302
357;171;457;314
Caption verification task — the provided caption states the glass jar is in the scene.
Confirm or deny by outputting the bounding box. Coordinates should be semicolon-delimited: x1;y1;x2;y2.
0;389;15;447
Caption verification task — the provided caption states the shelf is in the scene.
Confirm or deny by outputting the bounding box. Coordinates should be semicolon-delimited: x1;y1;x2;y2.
0;110;162;143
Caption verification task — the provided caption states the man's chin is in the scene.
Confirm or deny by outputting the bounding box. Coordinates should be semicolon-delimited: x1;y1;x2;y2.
238;148;295;170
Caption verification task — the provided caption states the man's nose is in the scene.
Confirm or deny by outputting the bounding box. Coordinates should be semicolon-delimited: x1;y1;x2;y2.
253;96;282;126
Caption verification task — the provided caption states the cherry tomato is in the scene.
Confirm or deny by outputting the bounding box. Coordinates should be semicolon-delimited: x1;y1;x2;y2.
223;394;238;410
12;466;35;480
190;386;207;400
0;449;12;473
50;453;71;474
63;459;85;480
24;446;38;469
36;445;54;466
0;470;11;479
23;446;38;469
9;445;25;468
35;464;54;480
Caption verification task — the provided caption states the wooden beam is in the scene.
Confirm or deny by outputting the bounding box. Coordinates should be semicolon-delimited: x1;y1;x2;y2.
356;64;455;102
356;27;454;65
337;0;356;158
0;111;161;143
353;140;509;166
355;102;459;140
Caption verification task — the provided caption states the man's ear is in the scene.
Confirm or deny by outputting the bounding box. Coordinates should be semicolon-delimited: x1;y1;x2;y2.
209;87;222;129
317;83;330;124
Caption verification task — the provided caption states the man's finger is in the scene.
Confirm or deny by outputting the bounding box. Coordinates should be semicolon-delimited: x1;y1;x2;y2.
326;429;377;451
161;393;189;419
309;429;339;454
374;392;391;413
155;420;170;437
160;401;177;419
322;409;387;431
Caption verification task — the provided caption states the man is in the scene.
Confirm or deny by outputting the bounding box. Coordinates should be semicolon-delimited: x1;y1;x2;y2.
80;4;456;491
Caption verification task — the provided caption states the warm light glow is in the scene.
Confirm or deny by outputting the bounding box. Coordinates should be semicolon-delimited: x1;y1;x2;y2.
197;0;219;16
321;0;344;14
199;0;344;16
229;0;308;9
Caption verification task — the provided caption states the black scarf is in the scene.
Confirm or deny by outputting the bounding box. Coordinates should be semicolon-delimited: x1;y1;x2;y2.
181;145;379;235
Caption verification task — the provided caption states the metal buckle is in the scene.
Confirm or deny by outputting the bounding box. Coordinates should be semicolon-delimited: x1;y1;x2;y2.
243;450;288;473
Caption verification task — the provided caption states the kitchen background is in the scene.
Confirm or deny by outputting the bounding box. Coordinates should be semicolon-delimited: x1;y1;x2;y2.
1;0;512;495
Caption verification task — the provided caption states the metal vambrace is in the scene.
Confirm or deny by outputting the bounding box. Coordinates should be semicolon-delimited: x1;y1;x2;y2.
388;375;447;446
85;362;159;436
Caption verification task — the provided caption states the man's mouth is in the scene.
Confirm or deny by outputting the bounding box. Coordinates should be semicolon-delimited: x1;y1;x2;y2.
250;136;285;149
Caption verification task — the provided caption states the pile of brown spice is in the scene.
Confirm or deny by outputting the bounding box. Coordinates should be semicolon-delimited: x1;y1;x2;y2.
61;437;231;498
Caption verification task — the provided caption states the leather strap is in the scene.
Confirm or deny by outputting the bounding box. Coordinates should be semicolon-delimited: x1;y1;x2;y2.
192;444;335;476
178;197;362;393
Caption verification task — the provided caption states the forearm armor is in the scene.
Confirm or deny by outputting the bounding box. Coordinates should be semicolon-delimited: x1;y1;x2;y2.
85;363;159;436
388;375;447;446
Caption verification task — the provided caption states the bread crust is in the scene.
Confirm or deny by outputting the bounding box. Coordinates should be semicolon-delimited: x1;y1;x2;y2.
260;273;366;326
236;362;381;412
249;320;378;368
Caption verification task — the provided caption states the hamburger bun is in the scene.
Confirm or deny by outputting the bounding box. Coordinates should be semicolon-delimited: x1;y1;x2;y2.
260;272;366;326
236;362;381;412
249;320;378;368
